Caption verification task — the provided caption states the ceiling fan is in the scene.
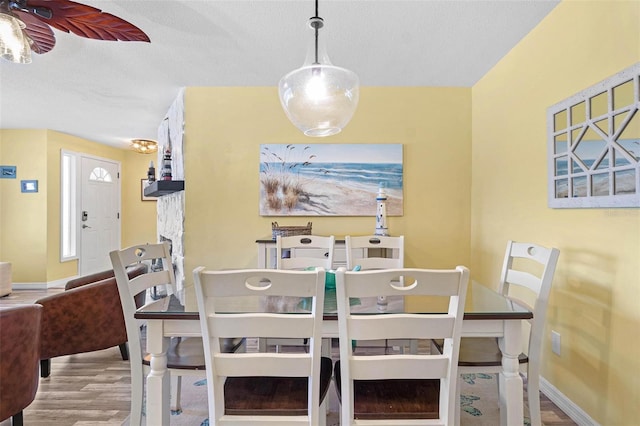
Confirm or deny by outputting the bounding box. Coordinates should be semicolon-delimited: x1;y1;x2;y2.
0;0;149;63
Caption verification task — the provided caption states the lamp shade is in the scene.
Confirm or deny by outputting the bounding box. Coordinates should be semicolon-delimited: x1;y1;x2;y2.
279;16;359;137
0;13;31;64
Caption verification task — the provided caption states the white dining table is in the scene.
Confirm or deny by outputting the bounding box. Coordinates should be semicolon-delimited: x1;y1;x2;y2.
135;281;531;426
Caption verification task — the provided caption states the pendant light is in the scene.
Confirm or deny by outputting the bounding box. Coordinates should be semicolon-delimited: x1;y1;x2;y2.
0;12;31;64
278;0;359;137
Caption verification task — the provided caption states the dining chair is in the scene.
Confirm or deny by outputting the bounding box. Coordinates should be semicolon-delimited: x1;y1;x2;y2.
273;234;335;351
276;234;336;271
109;242;206;426
0;304;42;426
345;235;407;351
433;240;560;426
345;235;404;271
334;267;469;426
193;267;333;425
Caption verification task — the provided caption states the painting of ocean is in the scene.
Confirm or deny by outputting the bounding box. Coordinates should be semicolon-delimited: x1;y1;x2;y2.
260;144;403;216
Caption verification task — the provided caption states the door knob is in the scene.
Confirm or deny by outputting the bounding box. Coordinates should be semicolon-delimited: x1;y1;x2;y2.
82;224;91;229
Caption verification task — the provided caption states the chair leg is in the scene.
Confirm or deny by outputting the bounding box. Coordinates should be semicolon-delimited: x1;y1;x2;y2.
40;359;51;378
12;410;24;426
119;342;129;360
170;375;182;414
129;367;144;426
526;369;542;426
455;373;462;426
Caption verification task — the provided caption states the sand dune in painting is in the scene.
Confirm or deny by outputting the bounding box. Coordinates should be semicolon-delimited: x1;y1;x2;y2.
260;176;402;216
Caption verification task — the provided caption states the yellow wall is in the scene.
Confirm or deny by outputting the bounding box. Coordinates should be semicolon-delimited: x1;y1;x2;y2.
0;130;48;282
470;1;639;424
121;150;158;248
1;129;156;283
182;86;472;308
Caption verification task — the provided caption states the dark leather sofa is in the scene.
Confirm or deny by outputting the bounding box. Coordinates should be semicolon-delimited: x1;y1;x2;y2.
35;264;147;377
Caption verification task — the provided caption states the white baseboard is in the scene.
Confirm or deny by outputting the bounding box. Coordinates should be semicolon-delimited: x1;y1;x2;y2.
10;282;48;290
540;376;600;426
11;276;78;290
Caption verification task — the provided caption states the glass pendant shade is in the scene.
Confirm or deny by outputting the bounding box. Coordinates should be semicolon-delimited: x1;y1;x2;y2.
0;13;31;64
279;17;359;137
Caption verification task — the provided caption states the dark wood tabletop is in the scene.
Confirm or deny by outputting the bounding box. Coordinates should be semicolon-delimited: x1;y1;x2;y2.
135;281;532;321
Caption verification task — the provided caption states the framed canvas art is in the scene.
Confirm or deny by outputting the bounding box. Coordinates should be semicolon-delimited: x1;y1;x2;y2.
260;144;403;216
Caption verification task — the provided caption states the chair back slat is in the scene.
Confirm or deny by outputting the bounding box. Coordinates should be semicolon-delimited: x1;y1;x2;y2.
214;353;312;377
504;269;540;294
349;315;456;341
342;268;463;298
335;266;468;425
208;315;314;339
194;267;326;425
350;355;450;381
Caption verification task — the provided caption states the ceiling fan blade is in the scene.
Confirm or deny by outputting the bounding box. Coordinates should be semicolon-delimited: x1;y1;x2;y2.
23;0;150;42
14;10;56;54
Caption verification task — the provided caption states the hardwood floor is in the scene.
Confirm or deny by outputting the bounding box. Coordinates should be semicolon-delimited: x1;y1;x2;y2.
1;288;577;426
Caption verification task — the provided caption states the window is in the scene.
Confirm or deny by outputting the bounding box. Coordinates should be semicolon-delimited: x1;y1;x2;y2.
548;63;640;208
61;151;78;261
89;167;113;182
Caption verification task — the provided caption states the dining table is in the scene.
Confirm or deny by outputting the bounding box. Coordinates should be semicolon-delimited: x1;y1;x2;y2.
135;280;532;426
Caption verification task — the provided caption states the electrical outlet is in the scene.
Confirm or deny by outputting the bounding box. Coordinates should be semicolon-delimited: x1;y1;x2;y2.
551;330;561;355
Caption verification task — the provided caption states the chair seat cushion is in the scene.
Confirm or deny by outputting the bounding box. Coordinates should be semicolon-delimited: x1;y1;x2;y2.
223;356;333;416
334;360;440;420
433;338;528;366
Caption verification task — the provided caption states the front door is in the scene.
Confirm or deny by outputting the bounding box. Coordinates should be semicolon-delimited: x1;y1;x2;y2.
79;156;120;275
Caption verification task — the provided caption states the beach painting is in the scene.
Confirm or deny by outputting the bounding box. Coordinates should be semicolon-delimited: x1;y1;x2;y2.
260;144;403;216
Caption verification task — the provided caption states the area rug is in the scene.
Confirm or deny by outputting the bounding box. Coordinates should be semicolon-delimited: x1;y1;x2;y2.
164;373;532;426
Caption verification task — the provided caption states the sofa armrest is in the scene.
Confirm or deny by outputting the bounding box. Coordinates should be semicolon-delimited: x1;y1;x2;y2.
0;304;42;422
65;264;147;291
36;279;127;361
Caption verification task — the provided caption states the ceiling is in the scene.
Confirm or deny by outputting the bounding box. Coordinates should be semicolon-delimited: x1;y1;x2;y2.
0;0;559;149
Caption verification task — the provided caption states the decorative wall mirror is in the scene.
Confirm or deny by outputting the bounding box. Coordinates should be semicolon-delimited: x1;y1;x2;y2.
547;63;639;208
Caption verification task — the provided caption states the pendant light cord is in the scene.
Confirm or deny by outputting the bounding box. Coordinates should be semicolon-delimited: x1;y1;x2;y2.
313;0;319;65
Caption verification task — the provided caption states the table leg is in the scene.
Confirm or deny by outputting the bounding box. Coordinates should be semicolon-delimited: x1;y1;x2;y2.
498;320;525;426
146;321;171;426
319;338;332;426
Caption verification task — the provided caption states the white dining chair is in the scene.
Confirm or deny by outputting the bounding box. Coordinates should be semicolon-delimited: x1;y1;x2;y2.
345;235;407;351
272;234;335;351
334;267;469;426
193;267;333;425
345;235;404;271
433;240;560;426
276;234;335;271
110;242;206;426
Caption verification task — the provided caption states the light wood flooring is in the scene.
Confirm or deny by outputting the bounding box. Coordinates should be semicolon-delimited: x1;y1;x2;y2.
1;288;578;426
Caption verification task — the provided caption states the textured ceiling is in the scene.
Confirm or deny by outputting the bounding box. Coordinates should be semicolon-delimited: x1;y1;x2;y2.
0;0;559;149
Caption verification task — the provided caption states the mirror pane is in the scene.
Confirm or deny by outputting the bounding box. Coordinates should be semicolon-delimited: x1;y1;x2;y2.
571;101;586;126
555;156;568;176
592;173;609;196
555;179;568;198
554;110;567;131
613;80;634;110
572;176;588;197
555;133;568;154
616;110;639;161
614;169;636;194
590;91;608;118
